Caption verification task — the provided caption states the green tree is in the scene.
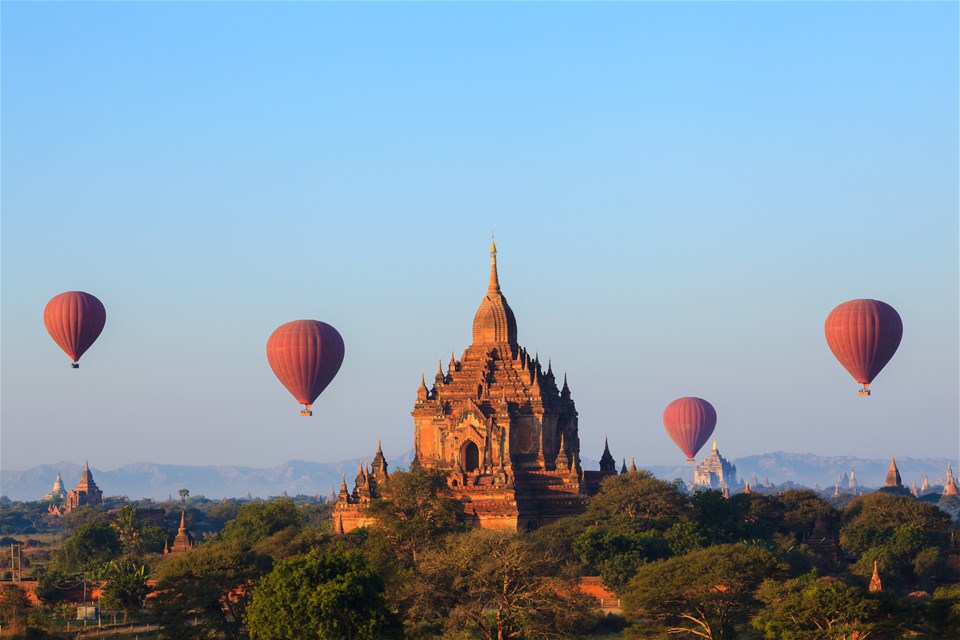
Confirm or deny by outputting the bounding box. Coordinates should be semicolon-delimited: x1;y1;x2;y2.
364;465;464;566
584;471;689;534
410;529;597;640
152;540;269;640
621;543;787;640
100;560;150;623
752;572;882;639
245;548;399;640
574;527;669;593
179;488;190;504
221;497;303;548
840;493;951;588
925;584;960;640
58;520;122;572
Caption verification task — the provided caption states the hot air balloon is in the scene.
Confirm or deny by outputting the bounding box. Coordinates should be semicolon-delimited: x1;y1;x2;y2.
266;320;344;416
824;299;902;396
663;396;717;463
43;291;106;368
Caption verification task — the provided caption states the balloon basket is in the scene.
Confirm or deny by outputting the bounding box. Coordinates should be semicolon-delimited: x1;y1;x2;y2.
686;459;696;465
71;363;79;369
300;409;313;417
858;389;871;396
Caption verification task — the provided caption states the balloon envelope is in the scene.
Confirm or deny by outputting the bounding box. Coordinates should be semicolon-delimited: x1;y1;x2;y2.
663;396;717;461
824;299;902;391
266;320;345;412
43;291;106;366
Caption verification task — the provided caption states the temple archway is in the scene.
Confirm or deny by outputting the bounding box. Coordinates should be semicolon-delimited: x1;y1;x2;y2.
462;441;480;473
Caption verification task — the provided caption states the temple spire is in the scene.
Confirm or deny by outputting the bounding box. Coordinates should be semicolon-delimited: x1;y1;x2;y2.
869;560;883;592
488;237;501;293
885;456;902;487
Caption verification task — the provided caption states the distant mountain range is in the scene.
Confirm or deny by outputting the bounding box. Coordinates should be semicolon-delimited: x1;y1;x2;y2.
2;451;956;502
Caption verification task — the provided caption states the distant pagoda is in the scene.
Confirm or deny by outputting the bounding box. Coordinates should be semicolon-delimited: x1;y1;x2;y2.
885;457;902;487
693;441;737;489
63;461;103;513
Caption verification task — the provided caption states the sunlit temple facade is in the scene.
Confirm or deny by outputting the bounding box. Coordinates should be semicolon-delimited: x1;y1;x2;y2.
335;242;618;532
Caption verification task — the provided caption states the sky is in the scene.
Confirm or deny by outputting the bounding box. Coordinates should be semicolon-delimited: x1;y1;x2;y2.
2;2;957;474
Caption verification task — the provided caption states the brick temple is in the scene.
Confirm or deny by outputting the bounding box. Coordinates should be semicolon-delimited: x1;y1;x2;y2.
335;241;617;532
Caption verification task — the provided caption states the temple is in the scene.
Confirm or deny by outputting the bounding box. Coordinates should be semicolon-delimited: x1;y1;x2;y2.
693;441;737;489
944;463;959;497
885;457;902;487
164;511;194;555
50;462;104;515
43;470;67;502
335;241;617;531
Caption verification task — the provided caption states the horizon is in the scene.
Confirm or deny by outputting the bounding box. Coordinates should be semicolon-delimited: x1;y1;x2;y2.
4;449;958;504
2;3;958;471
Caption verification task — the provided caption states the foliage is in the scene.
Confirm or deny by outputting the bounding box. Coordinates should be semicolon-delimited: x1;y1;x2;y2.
841;493;951;588
34;566;73;605
584;471;690;534
574;527;669;593
621;542;787;640
245;548;400;640
57;520;122;572
152;540;270;640
408;528;597;640
752;572;883;639
0;583;32;634
925;584;960;639
364;465;464;567
221;497;303;547
99;560;150;623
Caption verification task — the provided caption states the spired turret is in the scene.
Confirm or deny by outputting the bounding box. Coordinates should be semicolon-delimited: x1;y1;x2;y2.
944;463;959;497
885;457;902;488
598;438;616;473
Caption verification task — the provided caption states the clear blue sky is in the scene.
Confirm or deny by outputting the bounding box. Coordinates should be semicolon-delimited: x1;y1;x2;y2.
2;2;957;473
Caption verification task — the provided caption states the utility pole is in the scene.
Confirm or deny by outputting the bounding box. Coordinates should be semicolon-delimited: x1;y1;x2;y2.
10;544;22;581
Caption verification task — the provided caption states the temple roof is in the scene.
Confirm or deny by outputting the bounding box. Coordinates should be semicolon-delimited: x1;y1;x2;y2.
75;460;99;492
885;456;902;487
472;242;518;346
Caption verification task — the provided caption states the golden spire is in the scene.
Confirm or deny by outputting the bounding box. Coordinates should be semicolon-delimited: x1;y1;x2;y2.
712;439;717;451
869;560;883;592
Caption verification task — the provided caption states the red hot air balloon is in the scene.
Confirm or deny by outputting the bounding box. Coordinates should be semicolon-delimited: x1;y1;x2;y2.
266;320;345;416
824;299;902;396
663;397;717;464
43;291;107;368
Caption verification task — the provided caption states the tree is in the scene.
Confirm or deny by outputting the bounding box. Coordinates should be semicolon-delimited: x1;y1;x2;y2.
100;561;150;623
840;493;951;588
152;540;270;640
221;497;303;548
925;584;960;639
621;543;787;640
574;527;669;593
752;572;883;639
179;488;190;504
363;465;464;567
409;529;597;640
58;520;122;573
245;548;399;640
584;471;689;534
0;583;32;635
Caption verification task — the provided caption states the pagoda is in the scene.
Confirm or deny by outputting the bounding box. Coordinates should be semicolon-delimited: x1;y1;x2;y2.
336;241;617;531
693;441;737;489
165;511;194;555
64;461;103;513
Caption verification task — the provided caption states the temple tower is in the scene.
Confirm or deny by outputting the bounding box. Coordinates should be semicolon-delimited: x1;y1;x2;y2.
409;240;608;530
885;457;902;487
64;461;103;513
